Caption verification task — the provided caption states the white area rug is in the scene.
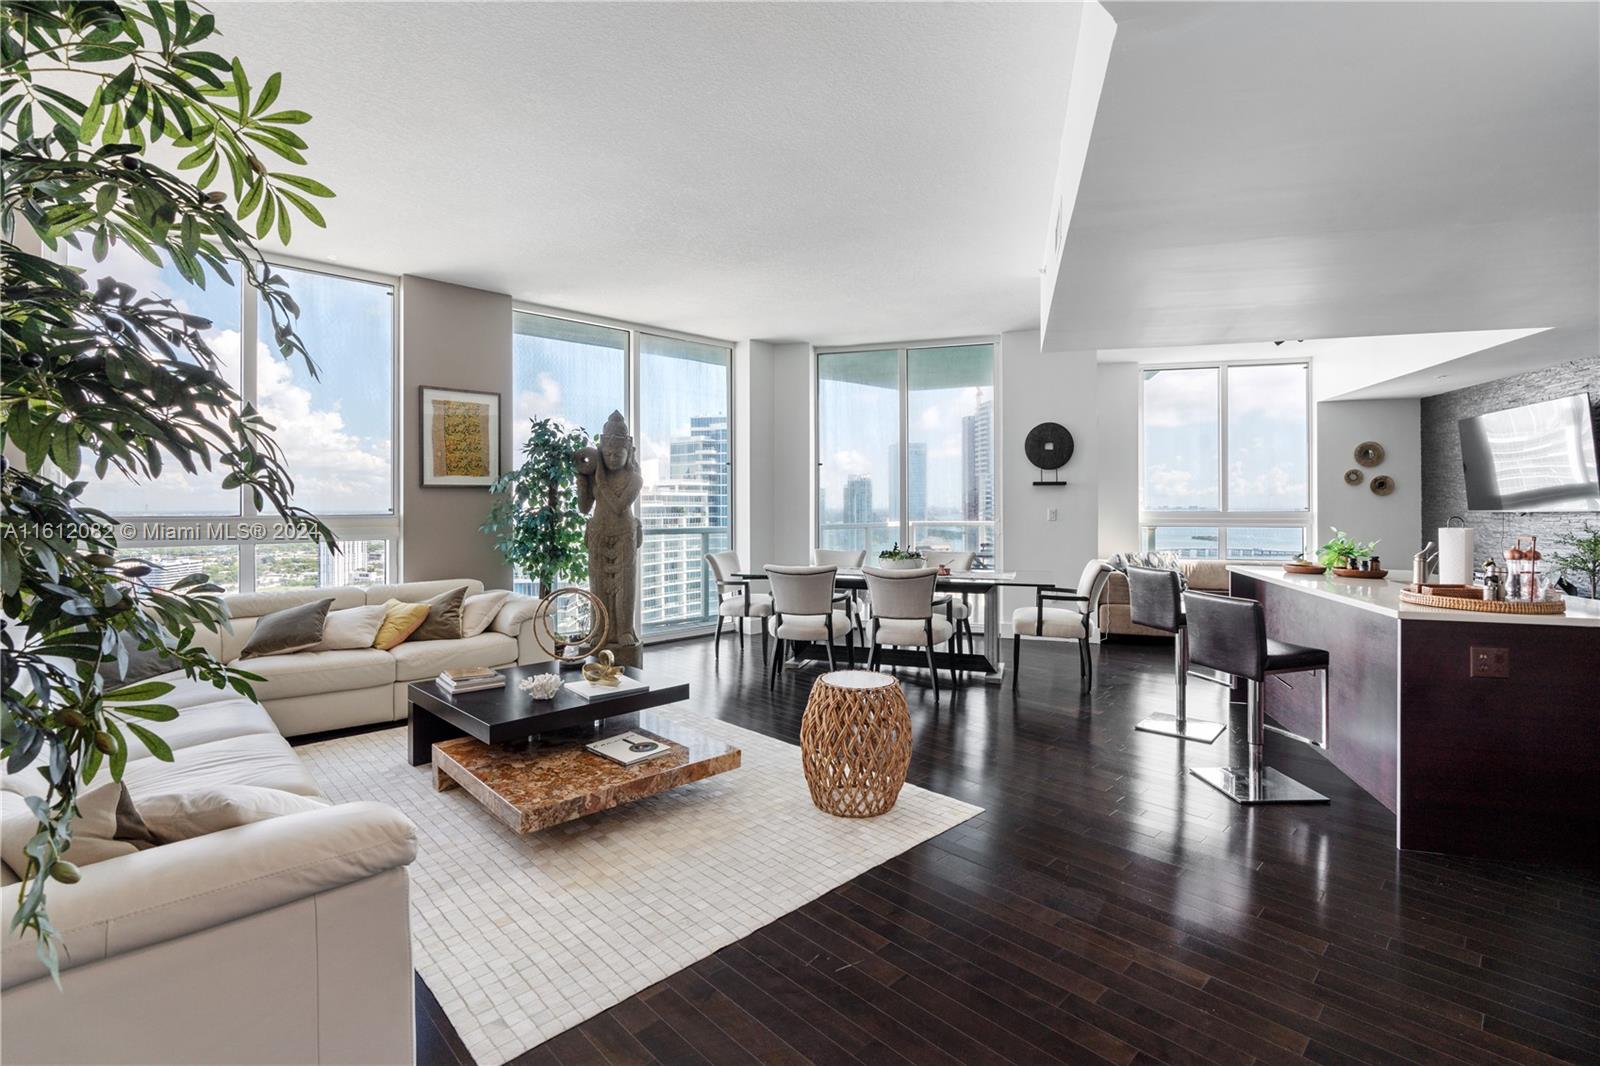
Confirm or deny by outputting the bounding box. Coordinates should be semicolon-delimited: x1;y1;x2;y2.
297;711;981;1066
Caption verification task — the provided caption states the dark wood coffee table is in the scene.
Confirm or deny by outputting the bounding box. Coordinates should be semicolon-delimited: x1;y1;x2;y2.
406;664;690;766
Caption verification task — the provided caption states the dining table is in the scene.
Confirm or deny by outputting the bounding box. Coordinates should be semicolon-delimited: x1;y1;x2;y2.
732;567;1056;684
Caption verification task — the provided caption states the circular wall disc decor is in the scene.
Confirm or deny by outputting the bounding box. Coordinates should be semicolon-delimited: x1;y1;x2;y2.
1370;475;1395;496
1354;441;1386;467
1343;468;1364;486
1025;422;1074;470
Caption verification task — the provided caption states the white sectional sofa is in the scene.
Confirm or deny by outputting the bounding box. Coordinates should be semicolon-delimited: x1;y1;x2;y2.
186;578;546;736
1;578;538;1064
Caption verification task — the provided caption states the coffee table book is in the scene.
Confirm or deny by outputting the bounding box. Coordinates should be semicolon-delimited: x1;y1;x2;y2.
565;675;649;702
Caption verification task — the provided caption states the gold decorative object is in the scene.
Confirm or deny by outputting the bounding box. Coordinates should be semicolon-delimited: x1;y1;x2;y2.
800;671;913;818
1354;441;1385;467
581;650;624;687
531;587;610;664
1370;475;1395;496
1343;468;1364;486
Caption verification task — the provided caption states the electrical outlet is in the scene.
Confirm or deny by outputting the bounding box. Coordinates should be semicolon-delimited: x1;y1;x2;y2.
1470;646;1509;678
1046;508;1058;522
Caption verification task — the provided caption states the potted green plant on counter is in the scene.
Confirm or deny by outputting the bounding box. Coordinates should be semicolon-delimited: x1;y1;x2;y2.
876;543;925;570
482;417;592;598
1549;523;1600;599
1316;528;1380;570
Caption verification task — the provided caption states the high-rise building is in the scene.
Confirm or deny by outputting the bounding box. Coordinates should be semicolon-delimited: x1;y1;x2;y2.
962;399;994;523
889;442;927;522
843;475;873;525
668;415;729;529
641;415;729;629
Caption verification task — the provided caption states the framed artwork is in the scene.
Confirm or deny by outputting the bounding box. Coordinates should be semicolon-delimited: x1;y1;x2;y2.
419;386;500;487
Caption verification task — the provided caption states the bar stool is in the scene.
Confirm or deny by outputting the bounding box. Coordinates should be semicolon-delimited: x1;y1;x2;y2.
1182;591;1330;805
1127;566;1225;743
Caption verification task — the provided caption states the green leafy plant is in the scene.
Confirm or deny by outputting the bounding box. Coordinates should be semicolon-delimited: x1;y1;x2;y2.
1315;528;1378;569
1549;523;1600;599
2;0;333;976
481;418;592;597
877;542;923;562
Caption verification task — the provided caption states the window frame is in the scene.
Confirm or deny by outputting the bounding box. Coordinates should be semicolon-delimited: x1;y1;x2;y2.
1137;357;1312;559
812;336;1000;569
63;247;402;591
512;301;736;641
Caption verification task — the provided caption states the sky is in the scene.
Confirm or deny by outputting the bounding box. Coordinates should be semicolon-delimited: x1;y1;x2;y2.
66;242;394;516
817;346;994;525
1142;364;1308;513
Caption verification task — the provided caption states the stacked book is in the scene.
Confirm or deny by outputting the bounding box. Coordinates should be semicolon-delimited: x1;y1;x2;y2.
436;667;505;695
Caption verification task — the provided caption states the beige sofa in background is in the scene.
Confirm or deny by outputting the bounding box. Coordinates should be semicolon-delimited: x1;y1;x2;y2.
1096;558;1239;637
185;577;547;736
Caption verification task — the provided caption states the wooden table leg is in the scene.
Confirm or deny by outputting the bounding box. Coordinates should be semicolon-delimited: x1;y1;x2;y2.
408;704;463;766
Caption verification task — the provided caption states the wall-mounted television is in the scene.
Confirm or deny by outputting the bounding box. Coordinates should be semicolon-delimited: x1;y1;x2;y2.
1459;392;1600;511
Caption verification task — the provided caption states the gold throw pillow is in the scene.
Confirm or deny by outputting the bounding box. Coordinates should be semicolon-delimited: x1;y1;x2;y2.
372;599;430;650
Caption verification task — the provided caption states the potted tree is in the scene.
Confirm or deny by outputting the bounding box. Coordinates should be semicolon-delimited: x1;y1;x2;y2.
481;417;592;598
3;0;334;975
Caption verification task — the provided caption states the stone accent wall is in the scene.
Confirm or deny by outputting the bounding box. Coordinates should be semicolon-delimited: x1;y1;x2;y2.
1420;356;1600;573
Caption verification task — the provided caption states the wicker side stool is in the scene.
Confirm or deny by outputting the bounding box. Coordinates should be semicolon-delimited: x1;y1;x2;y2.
801;670;913;817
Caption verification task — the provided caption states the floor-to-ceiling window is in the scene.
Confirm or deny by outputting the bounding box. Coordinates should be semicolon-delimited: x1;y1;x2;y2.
1139;361;1309;558
510;308;732;636
66;244;398;591
817;341;996;568
638;334;732;636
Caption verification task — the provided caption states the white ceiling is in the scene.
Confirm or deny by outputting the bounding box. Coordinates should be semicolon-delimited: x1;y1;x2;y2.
221;1;1084;345
1046;1;1600;360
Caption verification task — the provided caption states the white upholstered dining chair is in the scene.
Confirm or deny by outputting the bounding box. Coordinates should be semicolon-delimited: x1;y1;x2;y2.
1009;559;1113;692
863;566;957;703
705;551;772;661
765;564;854;687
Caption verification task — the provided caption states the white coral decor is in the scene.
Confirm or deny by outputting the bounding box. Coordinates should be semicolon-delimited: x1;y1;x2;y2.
519;673;562;700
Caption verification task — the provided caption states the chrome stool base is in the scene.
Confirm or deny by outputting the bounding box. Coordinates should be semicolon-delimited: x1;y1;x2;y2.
1136;714;1225;743
1190;765;1328;805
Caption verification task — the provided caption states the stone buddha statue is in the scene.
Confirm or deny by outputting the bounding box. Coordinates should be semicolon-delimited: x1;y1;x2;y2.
576;410;643;667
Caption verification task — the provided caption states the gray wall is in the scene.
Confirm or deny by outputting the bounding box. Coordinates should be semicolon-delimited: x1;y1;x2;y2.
1420;356;1600;563
1316;397;1421;570
397;275;514;588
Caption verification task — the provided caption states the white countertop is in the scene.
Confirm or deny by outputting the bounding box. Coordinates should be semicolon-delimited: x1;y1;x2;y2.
1226;565;1600;627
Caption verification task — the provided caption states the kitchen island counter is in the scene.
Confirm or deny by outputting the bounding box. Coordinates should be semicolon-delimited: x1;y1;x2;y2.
1227;566;1598;868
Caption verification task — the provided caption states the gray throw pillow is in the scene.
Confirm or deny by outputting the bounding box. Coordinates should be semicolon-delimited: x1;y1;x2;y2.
98;631;180;689
239;598;335;659
410;586;467;641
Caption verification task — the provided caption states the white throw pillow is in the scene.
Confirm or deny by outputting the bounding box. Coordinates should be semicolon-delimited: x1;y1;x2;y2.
315;604;388;651
1;780;156;876
136;785;330;844
461;590;511;638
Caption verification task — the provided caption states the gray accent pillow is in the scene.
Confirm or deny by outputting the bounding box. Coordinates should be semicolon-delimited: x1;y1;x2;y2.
98;631;180;689
410;586;467;642
239;598;335;659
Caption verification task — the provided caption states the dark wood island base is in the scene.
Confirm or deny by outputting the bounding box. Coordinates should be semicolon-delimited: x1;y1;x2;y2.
1231;566;1600;869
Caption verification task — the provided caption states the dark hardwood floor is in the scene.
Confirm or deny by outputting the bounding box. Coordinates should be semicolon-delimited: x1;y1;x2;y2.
415;636;1600;1066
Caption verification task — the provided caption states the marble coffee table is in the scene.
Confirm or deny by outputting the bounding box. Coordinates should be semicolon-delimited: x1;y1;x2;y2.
431;711;741;834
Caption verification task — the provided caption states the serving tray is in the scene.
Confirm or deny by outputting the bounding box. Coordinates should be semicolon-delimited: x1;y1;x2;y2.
1332;567;1388;579
1398;590;1565;615
1282;562;1326;575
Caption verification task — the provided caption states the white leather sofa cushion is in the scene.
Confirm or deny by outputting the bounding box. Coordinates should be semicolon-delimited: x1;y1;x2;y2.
1012;606;1088;640
147;671;255;712
490;594;540;636
388;632;519;682
124;698;280;757
774;610;852;641
0;801;417;988
362;578;485;606
120;734;323;800
873;617;956;645
232;648;397;701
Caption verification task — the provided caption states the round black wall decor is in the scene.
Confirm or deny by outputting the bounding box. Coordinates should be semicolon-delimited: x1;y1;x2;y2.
1025;422;1074;470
